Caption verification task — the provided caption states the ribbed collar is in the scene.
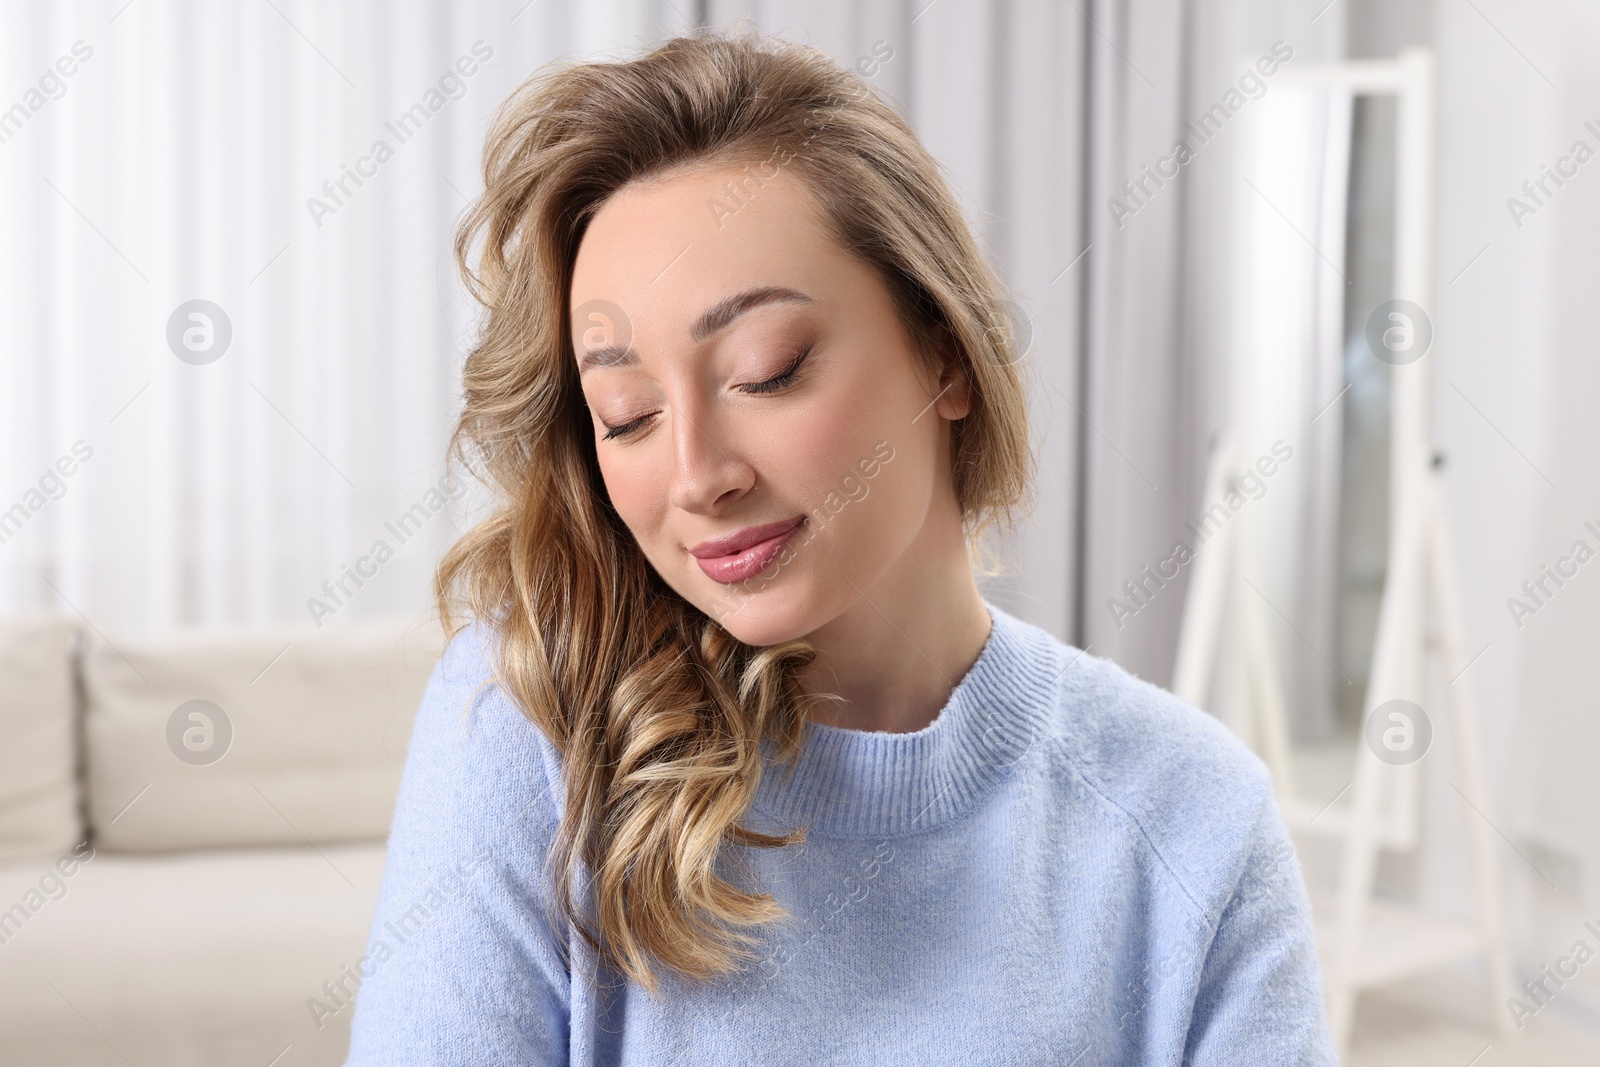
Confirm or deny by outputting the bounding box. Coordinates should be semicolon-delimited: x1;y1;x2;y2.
746;600;1063;839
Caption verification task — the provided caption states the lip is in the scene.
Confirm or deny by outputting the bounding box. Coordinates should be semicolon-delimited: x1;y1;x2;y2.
689;516;806;585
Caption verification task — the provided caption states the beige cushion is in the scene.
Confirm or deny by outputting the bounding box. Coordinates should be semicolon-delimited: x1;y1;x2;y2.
0;614;83;863
0;841;385;1067
83;614;444;852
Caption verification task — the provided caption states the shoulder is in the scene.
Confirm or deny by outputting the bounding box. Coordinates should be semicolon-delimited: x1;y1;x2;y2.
347;620;576;1064
402;618;566;827
1000;610;1276;917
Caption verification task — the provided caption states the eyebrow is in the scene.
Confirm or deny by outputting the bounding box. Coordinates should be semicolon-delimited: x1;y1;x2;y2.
576;285;816;373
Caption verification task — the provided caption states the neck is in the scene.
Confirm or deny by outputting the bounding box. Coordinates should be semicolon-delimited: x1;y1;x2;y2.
795;516;992;735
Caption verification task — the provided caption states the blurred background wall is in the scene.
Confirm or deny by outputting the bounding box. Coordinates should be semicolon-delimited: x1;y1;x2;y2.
1425;0;1600;1034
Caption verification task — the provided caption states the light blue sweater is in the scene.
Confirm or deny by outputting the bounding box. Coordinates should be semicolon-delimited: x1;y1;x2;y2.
344;601;1339;1065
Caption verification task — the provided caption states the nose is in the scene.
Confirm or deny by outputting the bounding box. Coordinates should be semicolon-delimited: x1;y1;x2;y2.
667;400;754;514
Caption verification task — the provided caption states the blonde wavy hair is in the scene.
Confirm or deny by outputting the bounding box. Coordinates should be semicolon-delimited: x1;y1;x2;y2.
436;27;1034;996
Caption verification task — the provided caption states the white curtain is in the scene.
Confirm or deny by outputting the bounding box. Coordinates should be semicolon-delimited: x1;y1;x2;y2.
1075;0;1343;682
5;0;1343;695
0;0;684;634
1;0;1091;640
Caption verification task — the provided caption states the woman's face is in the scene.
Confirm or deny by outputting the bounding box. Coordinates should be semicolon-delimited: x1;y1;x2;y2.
569;158;970;647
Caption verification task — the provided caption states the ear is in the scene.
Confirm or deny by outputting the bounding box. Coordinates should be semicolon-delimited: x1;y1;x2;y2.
930;330;973;421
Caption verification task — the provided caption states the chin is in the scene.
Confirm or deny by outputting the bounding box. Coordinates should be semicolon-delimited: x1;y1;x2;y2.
692;582;821;648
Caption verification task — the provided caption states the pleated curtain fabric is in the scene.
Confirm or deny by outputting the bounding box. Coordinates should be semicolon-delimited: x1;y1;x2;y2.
1072;0;1341;685
0;0;687;633
2;0;1338;704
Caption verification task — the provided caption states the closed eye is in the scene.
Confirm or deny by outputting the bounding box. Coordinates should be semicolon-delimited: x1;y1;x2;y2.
740;344;812;395
599;345;812;442
600;413;651;441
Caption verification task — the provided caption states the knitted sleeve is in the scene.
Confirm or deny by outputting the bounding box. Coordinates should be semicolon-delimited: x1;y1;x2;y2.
1181;787;1339;1066
344;624;570;1066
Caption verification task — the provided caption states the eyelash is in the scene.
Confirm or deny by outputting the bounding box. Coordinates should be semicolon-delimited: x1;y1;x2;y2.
740;345;811;395
600;345;812;442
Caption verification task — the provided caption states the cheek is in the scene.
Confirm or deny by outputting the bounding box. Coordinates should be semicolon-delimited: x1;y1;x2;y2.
835;444;927;540
794;433;930;554
776;361;931;525
759;397;879;509
596;452;664;539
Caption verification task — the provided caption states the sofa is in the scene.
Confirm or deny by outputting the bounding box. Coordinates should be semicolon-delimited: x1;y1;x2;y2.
0;610;445;1067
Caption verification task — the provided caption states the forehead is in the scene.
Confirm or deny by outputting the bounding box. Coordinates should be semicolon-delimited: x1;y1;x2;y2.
569;158;842;341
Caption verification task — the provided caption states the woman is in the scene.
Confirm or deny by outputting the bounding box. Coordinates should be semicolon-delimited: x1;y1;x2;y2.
345;29;1337;1066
